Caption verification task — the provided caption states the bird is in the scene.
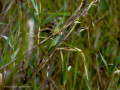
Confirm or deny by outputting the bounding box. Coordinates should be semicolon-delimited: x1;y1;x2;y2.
40;21;63;35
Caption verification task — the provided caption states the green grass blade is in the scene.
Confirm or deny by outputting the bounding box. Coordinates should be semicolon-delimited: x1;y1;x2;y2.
84;79;91;90
75;47;88;80
48;35;62;53
64;0;66;12
73;56;78;90
0;22;8;25
66;67;71;90
60;55;67;88
60;71;64;86
0;24;17;66
117;72;120;88
11;47;20;60
99;52;109;70
40;7;63;26
111;54;120;72
29;7;37;24
63;43;89;80
2;35;12;48
32;0;39;14
53;15;65;34
48;65;57;77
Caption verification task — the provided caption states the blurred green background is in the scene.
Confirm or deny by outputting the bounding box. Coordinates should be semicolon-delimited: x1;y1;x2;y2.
0;0;120;90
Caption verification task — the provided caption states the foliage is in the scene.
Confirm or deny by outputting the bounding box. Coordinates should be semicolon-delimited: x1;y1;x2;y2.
0;0;120;90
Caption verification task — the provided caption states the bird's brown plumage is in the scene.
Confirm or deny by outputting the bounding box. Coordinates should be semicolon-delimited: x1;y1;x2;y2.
40;21;63;35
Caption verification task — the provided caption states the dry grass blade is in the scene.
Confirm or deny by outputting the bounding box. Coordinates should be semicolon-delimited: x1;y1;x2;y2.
57;47;76;51
67;0;88;22
1;0;15;19
0;73;2;88
60;50;63;70
75;47;88;80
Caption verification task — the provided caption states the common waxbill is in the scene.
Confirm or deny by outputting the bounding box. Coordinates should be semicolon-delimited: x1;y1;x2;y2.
40;21;63;35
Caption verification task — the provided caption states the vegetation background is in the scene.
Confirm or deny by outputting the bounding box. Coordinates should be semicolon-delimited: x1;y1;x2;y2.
0;0;120;90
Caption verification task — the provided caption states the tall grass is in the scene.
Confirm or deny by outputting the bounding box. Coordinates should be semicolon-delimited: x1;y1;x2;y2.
0;0;120;90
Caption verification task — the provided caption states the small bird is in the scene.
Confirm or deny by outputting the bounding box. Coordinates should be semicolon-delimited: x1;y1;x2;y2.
40;21;63;35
